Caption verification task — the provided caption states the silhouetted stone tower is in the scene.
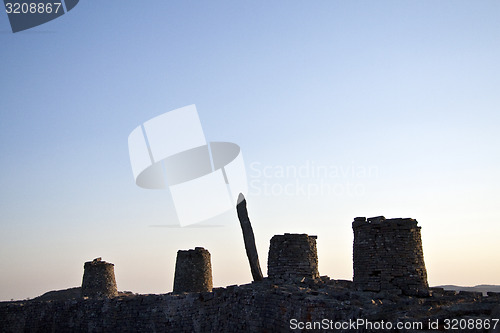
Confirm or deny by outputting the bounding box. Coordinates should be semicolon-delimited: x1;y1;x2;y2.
81;258;118;298
173;247;213;293
268;233;319;282
353;216;429;296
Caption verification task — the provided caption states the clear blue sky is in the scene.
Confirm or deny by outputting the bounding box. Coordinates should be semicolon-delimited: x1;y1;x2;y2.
1;1;499;301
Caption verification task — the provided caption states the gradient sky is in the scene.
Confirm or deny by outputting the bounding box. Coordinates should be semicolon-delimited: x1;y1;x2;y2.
1;1;499;301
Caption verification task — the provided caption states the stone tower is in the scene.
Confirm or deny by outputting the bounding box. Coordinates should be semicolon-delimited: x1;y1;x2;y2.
81;258;118;298
352;216;429;296
267;233;319;282
173;247;213;293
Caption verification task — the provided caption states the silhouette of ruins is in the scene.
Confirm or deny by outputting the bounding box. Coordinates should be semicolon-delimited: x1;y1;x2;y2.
79;215;429;297
5;213;498;332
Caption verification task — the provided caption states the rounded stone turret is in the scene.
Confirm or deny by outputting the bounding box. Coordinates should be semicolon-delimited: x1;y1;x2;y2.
81;257;118;298
173;247;213;293
352;216;429;296
267;233;319;282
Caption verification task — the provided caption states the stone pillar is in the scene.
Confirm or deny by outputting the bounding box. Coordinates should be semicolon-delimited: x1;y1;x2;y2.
267;233;319;282
236;193;263;282
81;258;118;298
173;247;213;293
353;216;429;296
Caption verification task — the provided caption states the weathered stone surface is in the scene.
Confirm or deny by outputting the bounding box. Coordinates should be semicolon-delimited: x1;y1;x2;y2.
173;247;213;293
236;193;263;282
2;277;499;332
353;216;429;296
2;219;498;332
268;233;319;282
81;258;118;298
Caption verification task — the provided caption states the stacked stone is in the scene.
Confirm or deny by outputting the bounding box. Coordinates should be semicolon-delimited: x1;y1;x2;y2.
267;233;319;282
3;279;497;332
352;216;429;296
81;258;118;298
173;247;213;293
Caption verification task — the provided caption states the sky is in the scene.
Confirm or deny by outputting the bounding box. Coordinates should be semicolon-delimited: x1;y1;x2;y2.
1;1;499;301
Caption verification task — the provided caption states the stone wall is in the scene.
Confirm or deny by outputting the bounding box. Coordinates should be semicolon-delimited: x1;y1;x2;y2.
268;233;319;282
81;258;118;298
2;226;500;332
173;247;213;293
352;216;429;296
2;278;499;333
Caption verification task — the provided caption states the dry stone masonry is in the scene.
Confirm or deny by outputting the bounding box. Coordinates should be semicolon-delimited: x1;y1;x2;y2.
268;233;319;282
173;247;213;293
3;217;499;332
353;216;429;296
3;279;499;332
81;258;118;298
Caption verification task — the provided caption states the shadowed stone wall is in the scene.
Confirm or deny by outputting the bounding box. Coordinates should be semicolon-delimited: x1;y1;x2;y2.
353;216;429;296
81;258;118;298
173;247;213;293
3;227;500;332
267;233;319;282
3;280;498;332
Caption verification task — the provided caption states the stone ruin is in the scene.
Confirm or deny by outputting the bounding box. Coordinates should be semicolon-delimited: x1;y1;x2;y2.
77;216;429;298
352;216;429;296
7;215;499;332
81;257;118;298
267;233;319;282
173;247;213;293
